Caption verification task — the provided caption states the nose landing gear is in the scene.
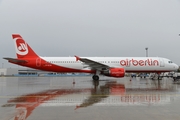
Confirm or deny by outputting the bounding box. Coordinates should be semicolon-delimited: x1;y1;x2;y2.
92;75;99;81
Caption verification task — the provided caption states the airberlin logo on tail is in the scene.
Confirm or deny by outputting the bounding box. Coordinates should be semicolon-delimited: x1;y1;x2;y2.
14;38;28;55
120;59;159;66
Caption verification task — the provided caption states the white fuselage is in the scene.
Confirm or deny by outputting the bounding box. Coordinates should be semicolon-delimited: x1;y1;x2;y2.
40;57;178;73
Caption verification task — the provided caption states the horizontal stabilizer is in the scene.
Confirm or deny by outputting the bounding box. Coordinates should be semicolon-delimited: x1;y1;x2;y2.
3;57;28;63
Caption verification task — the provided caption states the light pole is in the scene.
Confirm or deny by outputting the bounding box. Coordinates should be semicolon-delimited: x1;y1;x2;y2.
145;47;148;57
2;63;4;68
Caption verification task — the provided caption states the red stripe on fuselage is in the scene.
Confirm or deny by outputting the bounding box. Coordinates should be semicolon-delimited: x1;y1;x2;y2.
12;57;96;73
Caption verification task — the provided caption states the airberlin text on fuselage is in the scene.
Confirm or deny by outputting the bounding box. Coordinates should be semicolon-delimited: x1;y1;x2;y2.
120;59;159;66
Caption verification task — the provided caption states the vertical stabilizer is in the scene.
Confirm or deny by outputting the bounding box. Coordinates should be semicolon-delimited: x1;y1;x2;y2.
12;34;38;58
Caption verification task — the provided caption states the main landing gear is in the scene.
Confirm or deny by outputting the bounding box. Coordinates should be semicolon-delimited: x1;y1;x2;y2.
150;73;162;80
92;75;99;81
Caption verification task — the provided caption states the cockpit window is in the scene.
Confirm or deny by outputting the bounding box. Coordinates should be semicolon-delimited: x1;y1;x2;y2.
168;61;173;63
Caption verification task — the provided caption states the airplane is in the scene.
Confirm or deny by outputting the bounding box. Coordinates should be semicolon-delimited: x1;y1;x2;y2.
3;34;179;80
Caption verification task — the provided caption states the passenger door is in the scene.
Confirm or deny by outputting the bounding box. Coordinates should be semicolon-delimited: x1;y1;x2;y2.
159;58;165;67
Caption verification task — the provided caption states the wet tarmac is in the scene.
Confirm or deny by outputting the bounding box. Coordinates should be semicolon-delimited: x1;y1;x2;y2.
0;76;180;120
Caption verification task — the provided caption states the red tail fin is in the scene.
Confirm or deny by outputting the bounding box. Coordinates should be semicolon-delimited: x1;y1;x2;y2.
12;34;38;58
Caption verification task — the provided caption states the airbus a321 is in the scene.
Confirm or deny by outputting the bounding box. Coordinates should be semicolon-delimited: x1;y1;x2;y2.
3;34;179;80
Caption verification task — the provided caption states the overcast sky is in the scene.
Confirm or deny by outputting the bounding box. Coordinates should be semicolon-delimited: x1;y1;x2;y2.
0;0;180;68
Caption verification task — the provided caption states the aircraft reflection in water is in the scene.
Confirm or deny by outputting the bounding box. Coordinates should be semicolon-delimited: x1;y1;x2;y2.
2;80;177;120
75;81;125;109
2;88;91;120
75;80;175;109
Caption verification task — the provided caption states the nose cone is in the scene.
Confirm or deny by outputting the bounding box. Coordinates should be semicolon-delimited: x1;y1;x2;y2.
174;64;179;70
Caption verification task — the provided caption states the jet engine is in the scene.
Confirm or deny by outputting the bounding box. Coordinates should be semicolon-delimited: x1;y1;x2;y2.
102;68;125;77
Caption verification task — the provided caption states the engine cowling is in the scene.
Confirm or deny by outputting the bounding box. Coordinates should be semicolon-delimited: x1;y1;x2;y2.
103;68;125;78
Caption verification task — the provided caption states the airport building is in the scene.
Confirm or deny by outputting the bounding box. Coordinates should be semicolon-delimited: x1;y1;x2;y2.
0;68;50;76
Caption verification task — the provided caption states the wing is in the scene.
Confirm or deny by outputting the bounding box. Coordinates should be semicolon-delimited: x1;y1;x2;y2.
3;57;28;63
75;56;110;70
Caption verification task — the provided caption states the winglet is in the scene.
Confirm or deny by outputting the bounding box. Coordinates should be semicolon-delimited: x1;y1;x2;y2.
74;55;80;61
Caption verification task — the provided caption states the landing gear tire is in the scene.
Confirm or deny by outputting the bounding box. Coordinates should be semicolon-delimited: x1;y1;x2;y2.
92;75;99;81
158;77;162;80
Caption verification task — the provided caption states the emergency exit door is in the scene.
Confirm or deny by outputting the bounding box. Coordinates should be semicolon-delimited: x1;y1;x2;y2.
36;58;41;67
